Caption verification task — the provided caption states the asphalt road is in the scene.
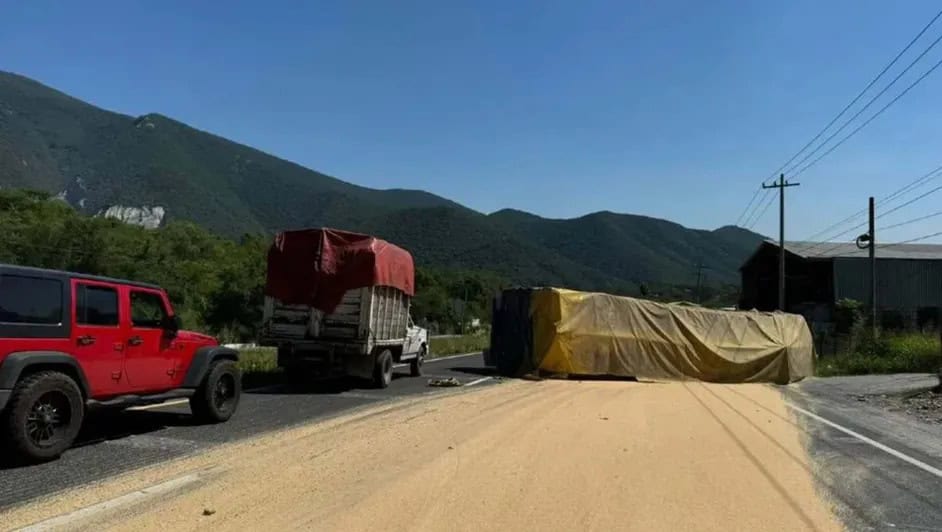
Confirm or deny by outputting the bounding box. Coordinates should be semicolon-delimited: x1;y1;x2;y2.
0;352;494;511
5;364;942;531
786;374;942;531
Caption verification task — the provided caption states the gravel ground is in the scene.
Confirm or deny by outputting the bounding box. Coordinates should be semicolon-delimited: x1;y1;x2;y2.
857;387;942;425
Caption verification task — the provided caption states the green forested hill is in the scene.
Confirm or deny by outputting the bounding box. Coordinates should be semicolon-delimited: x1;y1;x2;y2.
487;209;761;285
0;71;764;293
0;71;466;236
350;207;636;293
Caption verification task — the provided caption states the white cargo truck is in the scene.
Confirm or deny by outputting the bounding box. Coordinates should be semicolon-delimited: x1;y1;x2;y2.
262;286;427;387
260;228;427;388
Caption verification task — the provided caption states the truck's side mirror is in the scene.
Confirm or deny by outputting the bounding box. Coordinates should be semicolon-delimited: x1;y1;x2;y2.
162;315;182;338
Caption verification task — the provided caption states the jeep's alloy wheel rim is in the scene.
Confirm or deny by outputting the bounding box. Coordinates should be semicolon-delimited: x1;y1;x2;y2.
26;392;70;447
213;374;236;412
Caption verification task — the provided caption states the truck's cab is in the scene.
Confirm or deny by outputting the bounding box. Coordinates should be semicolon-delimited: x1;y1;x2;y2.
0;264;241;462
405;315;429;363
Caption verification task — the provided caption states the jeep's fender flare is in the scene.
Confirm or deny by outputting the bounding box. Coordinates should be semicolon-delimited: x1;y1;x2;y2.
0;351;91;396
182;346;240;388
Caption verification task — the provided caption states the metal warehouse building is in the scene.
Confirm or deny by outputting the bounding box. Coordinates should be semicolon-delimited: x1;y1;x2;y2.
739;240;942;329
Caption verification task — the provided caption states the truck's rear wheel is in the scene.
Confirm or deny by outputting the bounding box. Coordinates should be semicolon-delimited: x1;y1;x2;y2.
410;345;426;377
373;349;393;389
190;360;241;423
4;371;84;462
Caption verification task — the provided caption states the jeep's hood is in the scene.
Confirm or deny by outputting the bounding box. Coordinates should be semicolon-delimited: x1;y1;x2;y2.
176;330;218;345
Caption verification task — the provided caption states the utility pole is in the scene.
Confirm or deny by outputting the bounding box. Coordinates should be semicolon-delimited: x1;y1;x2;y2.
869;197;877;335
856;197;877;337
763;174;800;311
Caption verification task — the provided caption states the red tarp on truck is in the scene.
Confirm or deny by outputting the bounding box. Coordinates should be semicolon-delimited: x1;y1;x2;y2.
265;228;415;314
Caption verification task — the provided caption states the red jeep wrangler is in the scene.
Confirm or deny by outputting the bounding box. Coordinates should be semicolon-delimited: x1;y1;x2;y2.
0;265;241;462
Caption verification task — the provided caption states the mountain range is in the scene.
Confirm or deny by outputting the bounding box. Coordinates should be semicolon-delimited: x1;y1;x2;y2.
0;70;763;292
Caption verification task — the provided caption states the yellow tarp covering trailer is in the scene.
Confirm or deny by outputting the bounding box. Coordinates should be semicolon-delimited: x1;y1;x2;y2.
489;288;814;384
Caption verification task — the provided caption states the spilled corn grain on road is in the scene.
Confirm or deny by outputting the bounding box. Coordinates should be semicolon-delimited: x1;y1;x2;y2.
5;380;840;531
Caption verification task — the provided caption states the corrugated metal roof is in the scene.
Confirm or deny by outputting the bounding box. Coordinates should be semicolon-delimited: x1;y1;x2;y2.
770;240;942;260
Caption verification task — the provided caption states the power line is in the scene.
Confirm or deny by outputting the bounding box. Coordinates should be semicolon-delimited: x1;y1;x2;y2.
734;188;762;227
743;10;942;235
803;189;942;255
789;209;867;252
882;230;942;247
742;188;772;228
803;180;942;255
791;51;942;178
801;181;942;256
852;230;942;255
785;22;942;178
803;222;870;257
790;162;942;255
745;189;776;229
769;9;942;183
806;215;942;259
827;209;942;257
880;208;942;231
876;180;942;220
878;161;942;205
741;188;771;228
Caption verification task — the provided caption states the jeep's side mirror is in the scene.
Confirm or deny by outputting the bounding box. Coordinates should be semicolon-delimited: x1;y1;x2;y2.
162;315;182;338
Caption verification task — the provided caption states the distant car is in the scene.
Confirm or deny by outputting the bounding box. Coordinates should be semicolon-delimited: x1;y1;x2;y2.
0;265;241;462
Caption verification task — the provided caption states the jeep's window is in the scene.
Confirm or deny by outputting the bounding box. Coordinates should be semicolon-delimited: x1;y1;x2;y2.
75;284;119;326
0;275;63;325
131;291;167;328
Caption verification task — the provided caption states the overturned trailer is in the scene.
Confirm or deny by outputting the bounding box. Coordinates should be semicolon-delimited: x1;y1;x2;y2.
489;288;814;384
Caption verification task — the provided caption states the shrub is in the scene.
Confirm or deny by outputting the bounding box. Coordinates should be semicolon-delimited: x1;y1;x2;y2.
833;299;863;334
817;332;941;376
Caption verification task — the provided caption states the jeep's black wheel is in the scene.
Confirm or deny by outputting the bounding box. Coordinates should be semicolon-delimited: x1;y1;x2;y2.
410;346;426;377
373;349;393;389
190;360;241;423
3;371;84;462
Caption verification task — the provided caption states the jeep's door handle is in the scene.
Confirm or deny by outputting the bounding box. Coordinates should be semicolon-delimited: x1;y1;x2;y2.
77;335;95;346
127;336;143;346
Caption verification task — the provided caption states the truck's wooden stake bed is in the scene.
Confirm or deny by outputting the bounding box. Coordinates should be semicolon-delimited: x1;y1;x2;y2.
260;228;427;388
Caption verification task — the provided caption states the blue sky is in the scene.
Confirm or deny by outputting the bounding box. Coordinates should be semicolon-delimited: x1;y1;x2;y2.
3;0;942;242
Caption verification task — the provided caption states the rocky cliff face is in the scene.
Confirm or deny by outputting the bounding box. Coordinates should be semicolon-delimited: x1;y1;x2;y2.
98;205;166;229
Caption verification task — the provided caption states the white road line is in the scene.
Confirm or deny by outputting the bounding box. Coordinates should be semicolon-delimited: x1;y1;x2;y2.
425;351;482;363
464;376;493;387
786;403;942;479
395;352;480;369
337;392;386;401
127;399;190;411
18;472;204;531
